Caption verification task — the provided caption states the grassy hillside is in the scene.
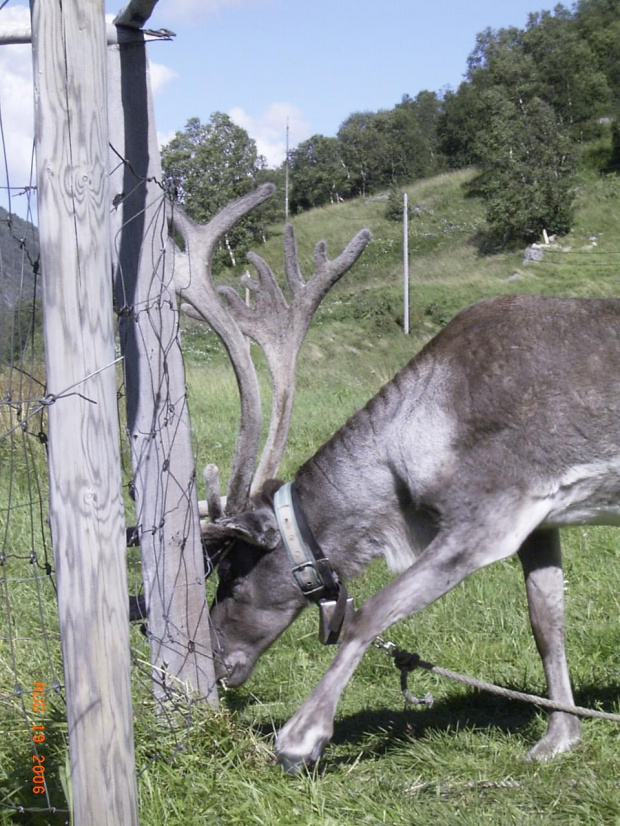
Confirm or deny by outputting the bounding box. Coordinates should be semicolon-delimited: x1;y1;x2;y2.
176;169;620;826
184;165;620;481
160;169;620;826
2;167;619;825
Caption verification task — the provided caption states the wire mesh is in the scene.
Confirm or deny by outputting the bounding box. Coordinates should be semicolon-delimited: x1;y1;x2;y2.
0;84;70;818
0;10;219;820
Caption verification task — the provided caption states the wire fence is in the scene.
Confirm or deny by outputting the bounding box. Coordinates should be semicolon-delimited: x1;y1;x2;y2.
0;112;70;819
0;22;218;820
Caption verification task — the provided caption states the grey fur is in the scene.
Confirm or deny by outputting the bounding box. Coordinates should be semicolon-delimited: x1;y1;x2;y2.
205;294;620;771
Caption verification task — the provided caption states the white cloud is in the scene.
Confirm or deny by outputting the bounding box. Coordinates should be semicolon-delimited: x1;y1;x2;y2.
149;61;178;95
228;103;312;167
0;7;176;216
0;7;35;213
157;129;177;149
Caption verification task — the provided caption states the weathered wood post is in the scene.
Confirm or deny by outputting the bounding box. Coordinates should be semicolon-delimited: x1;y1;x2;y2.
30;0;138;823
108;3;217;705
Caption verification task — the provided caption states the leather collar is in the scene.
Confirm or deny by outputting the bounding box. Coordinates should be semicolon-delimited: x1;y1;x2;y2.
273;482;354;644
273;482;341;602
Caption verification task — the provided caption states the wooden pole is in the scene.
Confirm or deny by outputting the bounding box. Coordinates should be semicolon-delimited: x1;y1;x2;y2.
0;22;156;45
30;1;138;823
403;192;409;335
114;0;160;28
108;27;217;705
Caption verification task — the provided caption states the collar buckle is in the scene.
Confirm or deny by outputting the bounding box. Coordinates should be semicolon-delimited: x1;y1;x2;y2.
291;561;325;596
274;482;355;645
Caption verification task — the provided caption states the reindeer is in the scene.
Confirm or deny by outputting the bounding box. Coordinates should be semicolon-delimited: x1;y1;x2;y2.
168;185;620;774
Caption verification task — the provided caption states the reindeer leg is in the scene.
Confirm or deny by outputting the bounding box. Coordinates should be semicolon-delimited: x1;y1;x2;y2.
518;528;581;760
276;508;546;773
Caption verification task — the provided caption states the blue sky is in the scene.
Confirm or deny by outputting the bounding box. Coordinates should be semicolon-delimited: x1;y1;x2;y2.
141;0;550;162
1;0;554;213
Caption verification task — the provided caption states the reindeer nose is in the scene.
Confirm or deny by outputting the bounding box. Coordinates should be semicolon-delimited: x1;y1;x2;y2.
213;653;229;683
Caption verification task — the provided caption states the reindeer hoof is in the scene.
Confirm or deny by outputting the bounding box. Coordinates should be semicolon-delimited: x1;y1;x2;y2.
526;721;581;761
526;735;580;761
277;752;312;776
275;714;332;775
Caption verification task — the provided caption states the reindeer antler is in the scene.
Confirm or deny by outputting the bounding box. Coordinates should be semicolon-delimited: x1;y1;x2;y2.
218;223;371;493
169;183;275;512
169;182;371;514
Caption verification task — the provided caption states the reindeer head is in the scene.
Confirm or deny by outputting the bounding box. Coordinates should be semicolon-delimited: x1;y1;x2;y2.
169;185;370;685
202;483;306;686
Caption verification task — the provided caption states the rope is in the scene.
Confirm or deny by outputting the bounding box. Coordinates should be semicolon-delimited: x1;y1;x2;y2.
374;637;620;722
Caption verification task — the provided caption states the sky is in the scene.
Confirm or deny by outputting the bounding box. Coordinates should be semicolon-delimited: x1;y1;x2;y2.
0;0;554;216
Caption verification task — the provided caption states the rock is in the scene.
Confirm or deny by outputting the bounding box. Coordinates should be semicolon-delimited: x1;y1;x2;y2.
523;245;544;264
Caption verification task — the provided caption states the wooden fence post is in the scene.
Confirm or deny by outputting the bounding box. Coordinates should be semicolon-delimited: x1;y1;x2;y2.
30;0;138;823
107;24;217;704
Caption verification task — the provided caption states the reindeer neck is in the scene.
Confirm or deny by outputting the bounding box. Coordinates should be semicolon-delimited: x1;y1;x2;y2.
293;358;427;583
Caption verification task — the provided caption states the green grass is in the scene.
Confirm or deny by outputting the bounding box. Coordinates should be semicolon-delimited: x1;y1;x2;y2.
129;528;620;826
2;166;620;824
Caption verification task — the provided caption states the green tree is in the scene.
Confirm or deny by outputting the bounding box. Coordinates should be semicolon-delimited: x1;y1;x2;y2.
576;0;620;108
337;99;443;199
384;187;408;222
439;27;539;168
288;135;351;213
437;82;488;168
466;13;611;137
337;111;389;196
609;118;620;169
373;106;429;183
397;90;445;173
475;95;576;244
523;9;611;137
161;113;273;266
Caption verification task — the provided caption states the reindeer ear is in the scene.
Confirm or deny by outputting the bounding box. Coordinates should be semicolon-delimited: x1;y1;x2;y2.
202;508;280;552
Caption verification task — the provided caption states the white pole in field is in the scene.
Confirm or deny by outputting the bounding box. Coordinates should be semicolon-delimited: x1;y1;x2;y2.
403;192;409;335
30;0;138;823
284;118;290;222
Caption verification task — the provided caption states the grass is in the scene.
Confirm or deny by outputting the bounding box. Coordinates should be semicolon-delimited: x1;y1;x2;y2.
129;527;620;826
2;165;620;824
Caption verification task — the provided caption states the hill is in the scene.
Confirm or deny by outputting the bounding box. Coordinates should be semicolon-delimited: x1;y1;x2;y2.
169;166;620;826
182;163;620;481
196;164;620;347
0;207;39;364
0;206;39;290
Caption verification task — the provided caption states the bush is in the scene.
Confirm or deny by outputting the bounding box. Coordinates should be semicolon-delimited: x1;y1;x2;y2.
384;189;408;222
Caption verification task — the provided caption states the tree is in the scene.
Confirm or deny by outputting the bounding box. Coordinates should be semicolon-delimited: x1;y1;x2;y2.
337;111;389;196
438;83;484;168
575;0;620;108
288;135;351;213
161;113;272;266
336;101;443;199
373;106;429;183
397;90;445;173
465;13;611;139
475;95;576;244
523;9;611;137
